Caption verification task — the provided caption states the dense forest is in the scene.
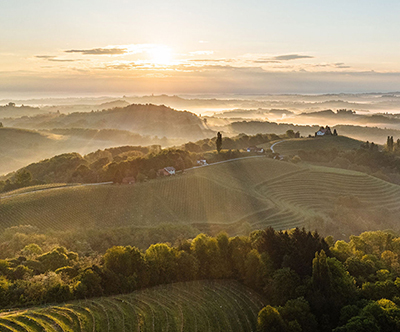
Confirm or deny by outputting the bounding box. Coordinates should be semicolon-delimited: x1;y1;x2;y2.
0;226;400;331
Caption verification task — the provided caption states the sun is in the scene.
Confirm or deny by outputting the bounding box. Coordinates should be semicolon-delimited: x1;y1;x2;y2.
149;46;172;65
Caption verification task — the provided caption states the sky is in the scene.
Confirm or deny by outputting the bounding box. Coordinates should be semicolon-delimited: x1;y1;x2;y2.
1;0;400;96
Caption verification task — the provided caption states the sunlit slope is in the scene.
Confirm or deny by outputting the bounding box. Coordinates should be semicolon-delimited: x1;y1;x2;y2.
265;136;362;155
0;280;266;332
254;165;400;229
2;156;400;234
0;158;299;232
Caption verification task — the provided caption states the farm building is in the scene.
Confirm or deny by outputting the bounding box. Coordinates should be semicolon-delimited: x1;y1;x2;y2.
122;177;135;185
158;167;176;176
315;126;332;136
247;146;264;153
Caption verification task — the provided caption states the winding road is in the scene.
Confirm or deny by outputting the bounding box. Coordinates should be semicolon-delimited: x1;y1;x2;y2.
270;140;285;153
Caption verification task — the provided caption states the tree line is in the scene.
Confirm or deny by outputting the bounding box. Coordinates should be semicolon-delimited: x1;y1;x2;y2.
0;132;283;192
1;226;400;330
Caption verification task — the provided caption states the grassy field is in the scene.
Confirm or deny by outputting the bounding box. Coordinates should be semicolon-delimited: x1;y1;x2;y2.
0;280;266;332
261;136;363;155
1;154;400;237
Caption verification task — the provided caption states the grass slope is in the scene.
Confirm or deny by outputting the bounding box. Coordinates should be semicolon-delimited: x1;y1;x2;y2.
1;143;400;236
264;136;362;155
0;280;266;332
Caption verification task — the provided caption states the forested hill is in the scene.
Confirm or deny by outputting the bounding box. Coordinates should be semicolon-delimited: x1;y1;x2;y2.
2;103;214;140
0;127;176;176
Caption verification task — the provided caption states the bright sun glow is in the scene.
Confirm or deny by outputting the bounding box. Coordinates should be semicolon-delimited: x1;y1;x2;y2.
149;46;173;65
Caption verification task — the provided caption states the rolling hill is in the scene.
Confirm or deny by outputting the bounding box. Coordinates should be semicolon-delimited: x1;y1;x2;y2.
2;153;400;239
0;280;266;332
264;136;363;155
1;103;213;141
0;127;175;176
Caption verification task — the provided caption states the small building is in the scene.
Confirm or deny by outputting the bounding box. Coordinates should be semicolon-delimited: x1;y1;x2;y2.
247;146;264;153
197;159;208;166
315;126;332;136
122;177;135;185
158;167;176;176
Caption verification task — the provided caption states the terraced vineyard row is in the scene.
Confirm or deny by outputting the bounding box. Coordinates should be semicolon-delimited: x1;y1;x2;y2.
2;155;400;234
260;136;362;156
259;168;400;211
0;158;291;232
0;183;78;198
190;157;301;191
0;280;266;332
0;174;270;231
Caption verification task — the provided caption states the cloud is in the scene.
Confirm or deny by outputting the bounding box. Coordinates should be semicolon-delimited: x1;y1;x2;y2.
271;54;314;61
253;60;281;64
104;62;140;70
35;55;55;59
36;55;79;62
3;68;400;95
312;62;351;69
48;59;76;62
190;59;232;62
334;63;351;69
189;50;214;56
65;48;127;55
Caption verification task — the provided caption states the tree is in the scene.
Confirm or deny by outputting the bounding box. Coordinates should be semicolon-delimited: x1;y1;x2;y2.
286;130;296;138
279;297;318;332
387;136;394;152
0;123;3;128
148;169;157;179
216;132;222;153
145;243;177;285
113;169;123;184
136;173;147;182
15;169;32;186
258;305;287;332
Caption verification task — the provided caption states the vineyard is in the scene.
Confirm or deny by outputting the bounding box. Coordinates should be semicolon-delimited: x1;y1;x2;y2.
0;280;266;332
1;153;400;235
0;158;300;233
262;136;362;155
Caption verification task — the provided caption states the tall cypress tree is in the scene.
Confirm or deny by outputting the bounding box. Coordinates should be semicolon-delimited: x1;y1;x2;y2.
216;132;222;153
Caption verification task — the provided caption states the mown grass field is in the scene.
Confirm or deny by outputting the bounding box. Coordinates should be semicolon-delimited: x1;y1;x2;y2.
0;280;266;332
2;151;400;235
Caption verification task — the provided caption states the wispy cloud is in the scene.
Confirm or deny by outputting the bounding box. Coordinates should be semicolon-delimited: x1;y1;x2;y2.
35;55;80;62
189;50;214;56
271;54;314;61
35;55;54;59
253;60;281;64
48;59;76;62
190;59;232;63
65;47;127;55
